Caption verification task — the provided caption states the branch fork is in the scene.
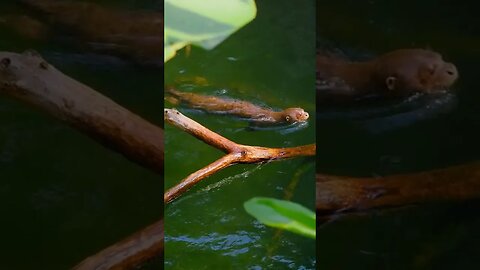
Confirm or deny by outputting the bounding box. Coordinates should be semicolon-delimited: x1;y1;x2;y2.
164;108;315;203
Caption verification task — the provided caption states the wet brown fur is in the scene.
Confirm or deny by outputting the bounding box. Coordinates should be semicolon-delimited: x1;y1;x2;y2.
317;49;458;102
166;87;309;124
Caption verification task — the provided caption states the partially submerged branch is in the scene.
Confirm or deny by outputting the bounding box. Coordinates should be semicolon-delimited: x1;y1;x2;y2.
0;51;163;173
73;220;163;270
316;161;480;215
164;108;315;203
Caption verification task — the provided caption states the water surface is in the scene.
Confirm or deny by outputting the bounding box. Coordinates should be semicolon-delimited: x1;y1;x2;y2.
165;1;316;269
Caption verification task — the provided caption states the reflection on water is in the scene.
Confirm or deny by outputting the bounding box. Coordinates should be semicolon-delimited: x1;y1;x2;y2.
166;232;259;255
359;92;458;134
318;92;458;134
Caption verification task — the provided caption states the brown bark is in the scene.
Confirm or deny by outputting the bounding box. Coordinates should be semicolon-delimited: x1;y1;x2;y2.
0;50;163;173
73;220;163;270
317;161;480;214
164;108;315;203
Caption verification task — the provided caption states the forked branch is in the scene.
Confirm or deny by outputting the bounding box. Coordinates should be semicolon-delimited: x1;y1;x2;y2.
164;108;315;203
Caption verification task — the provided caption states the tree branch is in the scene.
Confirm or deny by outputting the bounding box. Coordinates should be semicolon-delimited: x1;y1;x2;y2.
164;108;239;153
0;51;163;173
73;220;163;270
164;108;315;203
316;161;480;215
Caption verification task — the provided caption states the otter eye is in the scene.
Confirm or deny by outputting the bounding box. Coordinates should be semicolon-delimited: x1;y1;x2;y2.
386;76;397;90
285;115;291;122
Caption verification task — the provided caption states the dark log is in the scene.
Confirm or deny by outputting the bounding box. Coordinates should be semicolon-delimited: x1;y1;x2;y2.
317;161;480;214
73;220;163;270
0;50;163;173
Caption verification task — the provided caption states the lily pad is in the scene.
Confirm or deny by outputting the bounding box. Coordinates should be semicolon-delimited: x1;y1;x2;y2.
164;0;257;62
244;197;316;239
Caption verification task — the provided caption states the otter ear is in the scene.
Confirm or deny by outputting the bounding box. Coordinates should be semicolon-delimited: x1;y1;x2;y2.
385;76;397;90
285;115;291;122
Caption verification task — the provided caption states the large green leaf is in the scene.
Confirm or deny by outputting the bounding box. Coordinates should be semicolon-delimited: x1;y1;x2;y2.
244;197;316;239
164;0;257;62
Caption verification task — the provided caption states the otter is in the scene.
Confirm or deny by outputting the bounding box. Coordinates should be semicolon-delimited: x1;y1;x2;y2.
12;0;162;65
317;49;458;103
166;87;309;124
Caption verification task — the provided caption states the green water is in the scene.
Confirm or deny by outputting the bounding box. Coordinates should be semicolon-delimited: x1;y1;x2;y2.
0;1;161;269
164;1;316;269
317;1;480;269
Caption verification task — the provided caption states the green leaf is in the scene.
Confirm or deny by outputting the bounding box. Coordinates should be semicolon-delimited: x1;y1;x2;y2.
244;197;316;239
164;0;257;62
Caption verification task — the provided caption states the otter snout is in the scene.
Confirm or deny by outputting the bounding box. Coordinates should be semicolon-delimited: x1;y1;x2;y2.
442;62;458;87
283;108;309;123
445;62;458;78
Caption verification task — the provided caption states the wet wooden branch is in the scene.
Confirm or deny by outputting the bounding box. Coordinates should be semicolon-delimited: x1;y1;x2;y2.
316;161;480;215
73;219;163;270
0;51;163;173
164;108;315;203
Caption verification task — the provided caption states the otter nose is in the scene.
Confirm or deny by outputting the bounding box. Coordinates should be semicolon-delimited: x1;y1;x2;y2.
445;63;457;77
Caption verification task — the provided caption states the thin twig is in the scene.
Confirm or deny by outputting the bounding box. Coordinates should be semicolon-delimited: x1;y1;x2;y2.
164;108;315;203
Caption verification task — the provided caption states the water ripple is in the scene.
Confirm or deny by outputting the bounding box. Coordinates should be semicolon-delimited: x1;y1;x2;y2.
165;231;260;256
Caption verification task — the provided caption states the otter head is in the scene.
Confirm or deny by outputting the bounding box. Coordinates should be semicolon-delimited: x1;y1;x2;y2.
282;108;309;123
378;49;458;94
